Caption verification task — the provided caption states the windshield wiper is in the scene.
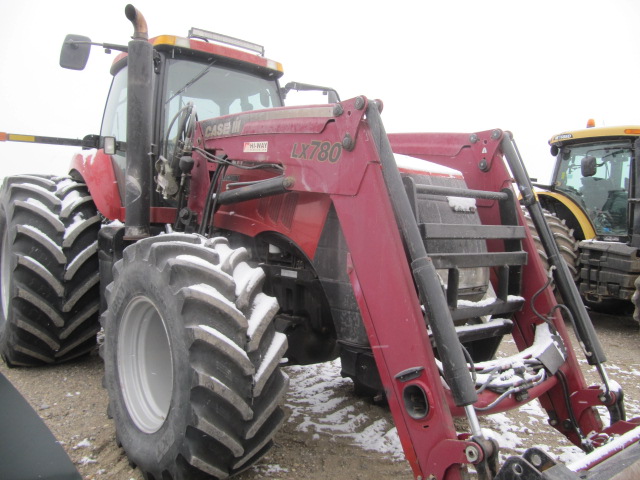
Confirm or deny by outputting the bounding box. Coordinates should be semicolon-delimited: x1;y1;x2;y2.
166;61;215;104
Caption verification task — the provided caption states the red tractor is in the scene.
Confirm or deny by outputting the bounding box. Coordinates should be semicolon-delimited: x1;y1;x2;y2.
2;5;640;480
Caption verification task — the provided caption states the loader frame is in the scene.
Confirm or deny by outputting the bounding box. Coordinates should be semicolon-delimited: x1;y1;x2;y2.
182;96;640;479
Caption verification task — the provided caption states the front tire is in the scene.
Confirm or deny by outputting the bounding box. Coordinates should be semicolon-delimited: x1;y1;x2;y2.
103;234;288;479
0;175;101;366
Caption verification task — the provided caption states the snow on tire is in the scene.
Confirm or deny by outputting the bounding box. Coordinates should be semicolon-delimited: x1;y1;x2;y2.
102;233;289;480
0;174;101;366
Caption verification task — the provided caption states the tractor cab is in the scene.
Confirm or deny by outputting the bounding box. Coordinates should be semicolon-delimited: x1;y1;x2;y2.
99;29;285;204
539;124;640;306
547;125;640;243
551;134;634;239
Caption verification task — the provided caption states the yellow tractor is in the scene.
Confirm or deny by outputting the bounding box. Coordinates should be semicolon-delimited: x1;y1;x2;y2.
534;120;640;317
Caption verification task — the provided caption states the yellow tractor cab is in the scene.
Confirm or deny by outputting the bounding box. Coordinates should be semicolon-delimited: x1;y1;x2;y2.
535;121;640;312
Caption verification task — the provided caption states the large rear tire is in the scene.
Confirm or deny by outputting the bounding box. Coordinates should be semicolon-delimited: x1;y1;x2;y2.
523;208;579;281
103;233;288;479
0;175;101;366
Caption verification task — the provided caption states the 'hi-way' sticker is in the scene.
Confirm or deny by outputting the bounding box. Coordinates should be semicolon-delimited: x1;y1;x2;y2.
243;141;268;153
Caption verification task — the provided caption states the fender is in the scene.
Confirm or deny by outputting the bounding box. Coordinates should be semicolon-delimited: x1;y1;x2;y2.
537;190;596;239
69;149;122;220
69;150;176;224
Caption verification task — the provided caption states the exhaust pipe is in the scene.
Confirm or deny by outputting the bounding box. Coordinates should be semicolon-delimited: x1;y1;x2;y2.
125;4;148;40
123;4;152;239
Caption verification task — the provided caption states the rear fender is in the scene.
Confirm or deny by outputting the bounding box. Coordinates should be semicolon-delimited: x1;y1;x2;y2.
69;149;122;220
537;190;596;240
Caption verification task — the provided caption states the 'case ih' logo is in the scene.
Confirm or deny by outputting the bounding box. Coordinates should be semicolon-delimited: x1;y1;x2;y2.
203;118;243;138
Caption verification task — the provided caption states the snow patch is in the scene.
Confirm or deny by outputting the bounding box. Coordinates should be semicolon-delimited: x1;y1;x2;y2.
60;188;82;212
447;196;477;212
285;360;405;461
568;425;640;472
63;213;89;240
198;324;248;359
253;464;290;475
73;438;92;449
394;153;462;178
191;283;240;312
176;254;219;272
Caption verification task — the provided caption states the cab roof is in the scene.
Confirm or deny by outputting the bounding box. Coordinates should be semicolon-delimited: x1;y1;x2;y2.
549;125;640;145
112;31;284;79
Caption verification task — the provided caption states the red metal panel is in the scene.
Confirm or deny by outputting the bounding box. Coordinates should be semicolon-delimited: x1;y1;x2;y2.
68;150;121;219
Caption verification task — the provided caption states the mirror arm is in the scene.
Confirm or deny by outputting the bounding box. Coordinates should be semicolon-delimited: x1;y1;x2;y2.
67;40;128;54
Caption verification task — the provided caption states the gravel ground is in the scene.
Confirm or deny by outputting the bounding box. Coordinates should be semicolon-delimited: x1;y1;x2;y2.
1;310;638;480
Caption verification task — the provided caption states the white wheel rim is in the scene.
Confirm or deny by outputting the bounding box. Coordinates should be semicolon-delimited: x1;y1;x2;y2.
118;296;173;434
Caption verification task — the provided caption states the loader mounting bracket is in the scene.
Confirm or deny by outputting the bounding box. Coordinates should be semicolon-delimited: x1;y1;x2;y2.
472;435;500;480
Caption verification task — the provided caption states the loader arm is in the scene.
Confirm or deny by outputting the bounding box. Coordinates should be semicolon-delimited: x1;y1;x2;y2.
189;96;640;479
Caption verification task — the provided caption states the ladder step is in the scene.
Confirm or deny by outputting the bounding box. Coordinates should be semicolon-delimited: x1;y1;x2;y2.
428;318;514;344
431;252;527;269
450;298;524;322
420;223;526;240
415;184;509;201
455;318;514;343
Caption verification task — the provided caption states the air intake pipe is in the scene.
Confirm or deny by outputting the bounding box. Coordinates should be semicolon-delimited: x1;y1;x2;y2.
123;4;152;239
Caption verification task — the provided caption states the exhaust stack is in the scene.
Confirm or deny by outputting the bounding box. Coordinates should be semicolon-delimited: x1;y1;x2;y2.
123;4;152;239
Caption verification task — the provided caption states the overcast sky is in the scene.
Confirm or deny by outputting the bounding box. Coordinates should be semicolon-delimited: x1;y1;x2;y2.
1;0;638;183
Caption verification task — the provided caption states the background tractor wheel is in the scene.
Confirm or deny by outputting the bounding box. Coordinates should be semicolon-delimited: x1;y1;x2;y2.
103;233;288;480
631;277;640;324
0;175;101;366
523;208;579;280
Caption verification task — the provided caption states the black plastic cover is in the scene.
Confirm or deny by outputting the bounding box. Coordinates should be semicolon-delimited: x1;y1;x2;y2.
0;373;81;479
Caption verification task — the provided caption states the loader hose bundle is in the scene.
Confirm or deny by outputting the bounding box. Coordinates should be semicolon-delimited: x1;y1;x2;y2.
436;322;563;411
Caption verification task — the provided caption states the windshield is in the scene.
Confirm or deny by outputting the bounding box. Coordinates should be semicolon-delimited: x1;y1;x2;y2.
554;140;632;236
164;58;282;142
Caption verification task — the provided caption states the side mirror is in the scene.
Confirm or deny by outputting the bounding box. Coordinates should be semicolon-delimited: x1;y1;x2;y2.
60;34;92;70
581;155;597;177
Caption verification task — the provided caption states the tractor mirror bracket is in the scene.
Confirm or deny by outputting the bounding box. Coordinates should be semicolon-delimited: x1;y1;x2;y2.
581;155;597;177
60;34;92;70
60;35;128;71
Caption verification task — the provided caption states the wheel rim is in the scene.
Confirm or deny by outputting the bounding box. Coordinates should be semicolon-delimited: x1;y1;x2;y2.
118;296;173;434
1;227;12;322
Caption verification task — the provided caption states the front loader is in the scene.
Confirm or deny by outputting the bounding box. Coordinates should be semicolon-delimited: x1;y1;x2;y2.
1;5;640;480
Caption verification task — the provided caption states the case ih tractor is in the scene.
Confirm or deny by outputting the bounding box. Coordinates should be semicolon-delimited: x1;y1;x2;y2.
2;5;640;480
533;122;640;317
